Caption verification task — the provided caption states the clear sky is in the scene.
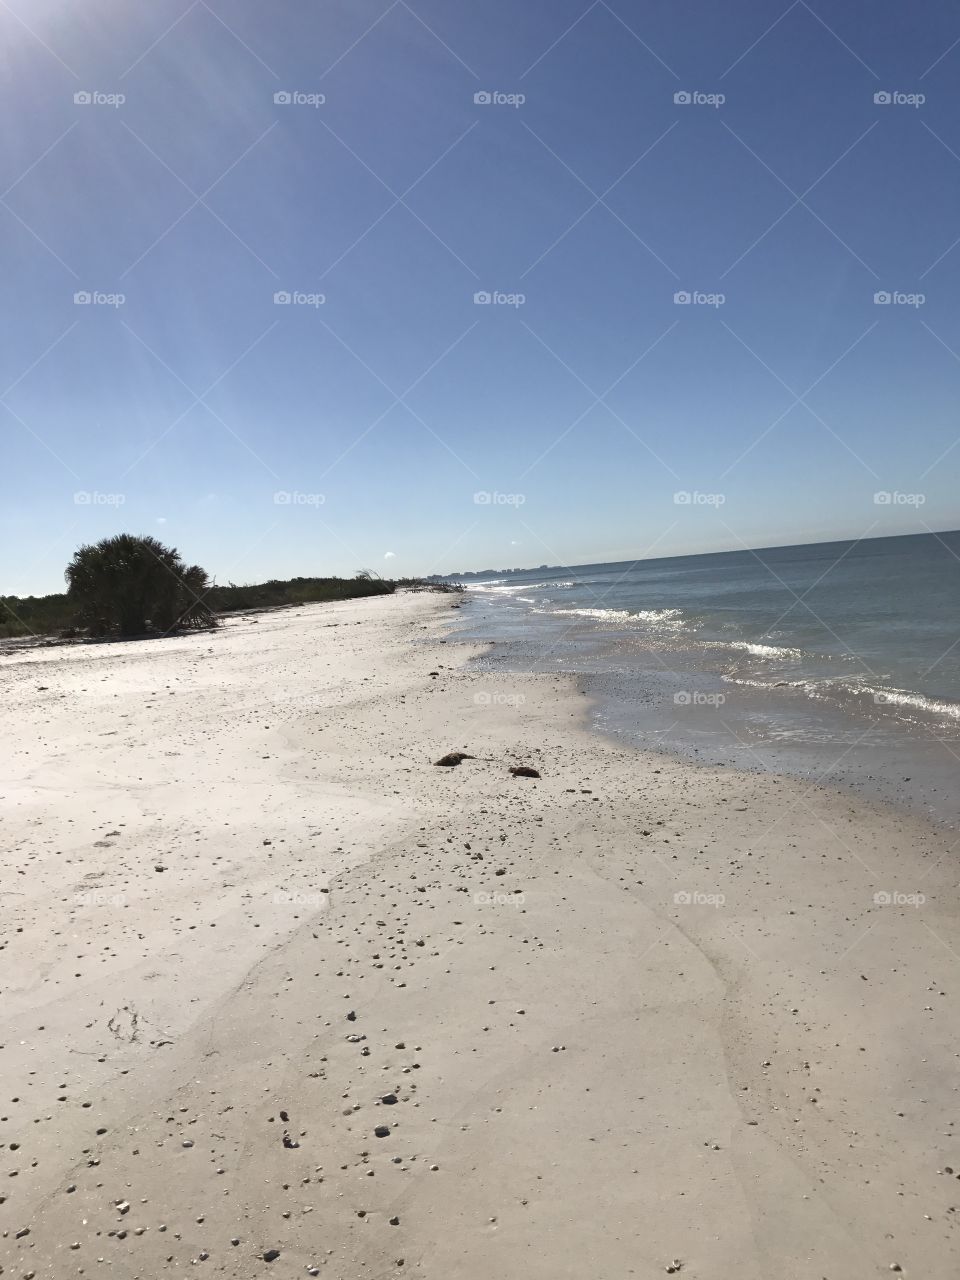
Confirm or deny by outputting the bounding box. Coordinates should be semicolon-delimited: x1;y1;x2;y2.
3;0;960;593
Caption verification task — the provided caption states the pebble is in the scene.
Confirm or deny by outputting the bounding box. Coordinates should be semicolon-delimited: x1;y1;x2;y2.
374;1125;391;1138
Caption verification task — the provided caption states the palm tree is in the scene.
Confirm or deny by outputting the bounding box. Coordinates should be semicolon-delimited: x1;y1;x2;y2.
65;534;217;637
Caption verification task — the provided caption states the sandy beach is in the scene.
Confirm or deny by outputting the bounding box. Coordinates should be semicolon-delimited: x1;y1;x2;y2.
2;591;958;1279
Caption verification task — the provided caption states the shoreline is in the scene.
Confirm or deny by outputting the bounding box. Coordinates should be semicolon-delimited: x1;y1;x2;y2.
455;589;960;833
2;592;958;1278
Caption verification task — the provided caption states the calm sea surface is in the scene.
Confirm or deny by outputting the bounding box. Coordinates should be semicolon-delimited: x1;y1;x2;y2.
452;532;960;827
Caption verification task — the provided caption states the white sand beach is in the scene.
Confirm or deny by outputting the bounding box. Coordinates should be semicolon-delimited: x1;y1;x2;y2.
2;591;958;1278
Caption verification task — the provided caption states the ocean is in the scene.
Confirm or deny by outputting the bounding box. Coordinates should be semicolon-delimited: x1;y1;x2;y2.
452;531;960;828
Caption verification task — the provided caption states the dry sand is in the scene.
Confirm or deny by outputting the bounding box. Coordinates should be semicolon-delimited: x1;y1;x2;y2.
1;591;958;1279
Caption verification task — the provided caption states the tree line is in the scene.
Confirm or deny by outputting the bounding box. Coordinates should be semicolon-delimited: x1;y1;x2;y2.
0;534;396;640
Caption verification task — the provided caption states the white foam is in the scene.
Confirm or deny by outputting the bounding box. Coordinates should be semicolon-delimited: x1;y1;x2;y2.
726;640;803;660
553;606;688;631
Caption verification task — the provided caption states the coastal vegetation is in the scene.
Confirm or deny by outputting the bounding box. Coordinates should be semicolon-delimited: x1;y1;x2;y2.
0;537;469;641
64;534;217;637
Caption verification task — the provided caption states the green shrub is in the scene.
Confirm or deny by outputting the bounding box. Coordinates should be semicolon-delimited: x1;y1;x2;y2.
65;534;217;637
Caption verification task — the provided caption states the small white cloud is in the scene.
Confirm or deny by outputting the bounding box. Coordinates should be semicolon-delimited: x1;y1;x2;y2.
384;551;396;559
156;516;167;524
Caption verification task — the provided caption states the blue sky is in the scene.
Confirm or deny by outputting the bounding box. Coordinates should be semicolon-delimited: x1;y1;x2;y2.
3;0;960;592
